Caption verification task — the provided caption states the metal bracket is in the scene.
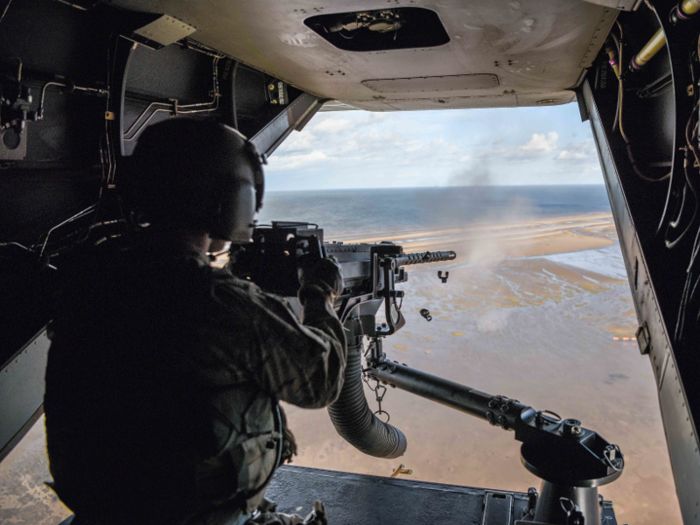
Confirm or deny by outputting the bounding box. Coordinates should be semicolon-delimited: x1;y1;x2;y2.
636;322;651;355
133;14;197;48
482;492;513;525
250;92;322;157
0;328;51;460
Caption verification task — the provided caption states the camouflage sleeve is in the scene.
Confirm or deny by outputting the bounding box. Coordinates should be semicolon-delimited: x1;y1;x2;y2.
214;276;347;409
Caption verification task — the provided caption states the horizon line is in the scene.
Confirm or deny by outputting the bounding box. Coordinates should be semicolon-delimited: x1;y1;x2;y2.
265;183;607;193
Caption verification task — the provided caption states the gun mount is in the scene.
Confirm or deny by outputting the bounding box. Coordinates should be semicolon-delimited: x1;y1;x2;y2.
365;357;624;525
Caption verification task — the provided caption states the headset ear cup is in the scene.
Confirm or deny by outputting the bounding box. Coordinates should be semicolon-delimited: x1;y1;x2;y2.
231;184;257;244
242;140;265;212
255;171;264;212
207;140;262;242
208;182;256;243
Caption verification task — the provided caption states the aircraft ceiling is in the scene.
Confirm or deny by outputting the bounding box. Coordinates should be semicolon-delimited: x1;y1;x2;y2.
107;0;625;111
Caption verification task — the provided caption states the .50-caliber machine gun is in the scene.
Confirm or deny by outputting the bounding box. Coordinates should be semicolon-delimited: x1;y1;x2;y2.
230;221;456;333
231;221;624;525
230;221;456;460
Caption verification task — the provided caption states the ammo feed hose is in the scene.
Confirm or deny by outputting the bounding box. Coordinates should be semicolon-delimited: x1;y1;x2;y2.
327;337;407;458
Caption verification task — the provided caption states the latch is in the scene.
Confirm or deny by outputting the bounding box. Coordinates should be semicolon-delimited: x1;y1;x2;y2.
636;322;651;355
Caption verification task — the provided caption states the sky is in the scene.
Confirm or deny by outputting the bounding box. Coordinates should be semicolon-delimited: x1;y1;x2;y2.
264;101;604;191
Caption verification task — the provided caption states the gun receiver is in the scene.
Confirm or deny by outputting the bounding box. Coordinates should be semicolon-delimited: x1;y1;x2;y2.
231;221;456;334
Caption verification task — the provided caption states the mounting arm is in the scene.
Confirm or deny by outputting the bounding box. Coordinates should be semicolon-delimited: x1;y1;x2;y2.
365;357;625;524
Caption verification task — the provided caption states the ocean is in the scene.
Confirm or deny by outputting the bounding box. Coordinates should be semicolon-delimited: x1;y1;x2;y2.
257;185;611;239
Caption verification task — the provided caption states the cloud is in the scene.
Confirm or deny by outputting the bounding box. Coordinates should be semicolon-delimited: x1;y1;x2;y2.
519;131;559;153
469;132;560;164
264;103;601;189
277;131;316;154
557;150;587;160
556;139;596;163
313;118;352;132
279;115;469;171
268;150;329;169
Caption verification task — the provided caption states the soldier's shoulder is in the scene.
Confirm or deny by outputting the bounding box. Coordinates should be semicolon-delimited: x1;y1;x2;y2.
211;268;268;302
211;269;291;310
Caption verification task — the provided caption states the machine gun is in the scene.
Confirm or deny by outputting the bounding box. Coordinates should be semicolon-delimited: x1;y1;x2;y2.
230;221;456;334
231;221;456;461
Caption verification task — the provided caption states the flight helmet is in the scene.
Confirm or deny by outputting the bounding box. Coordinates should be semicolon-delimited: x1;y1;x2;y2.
126;118;265;244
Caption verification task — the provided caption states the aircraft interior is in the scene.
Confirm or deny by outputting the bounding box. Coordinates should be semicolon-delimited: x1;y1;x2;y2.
1;0;699;524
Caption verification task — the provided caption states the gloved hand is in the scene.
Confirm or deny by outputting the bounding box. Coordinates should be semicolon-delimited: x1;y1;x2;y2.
248;500;327;525
298;255;344;303
302;500;327;525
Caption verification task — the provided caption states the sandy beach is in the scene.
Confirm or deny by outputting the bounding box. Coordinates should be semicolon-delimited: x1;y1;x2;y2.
0;212;681;525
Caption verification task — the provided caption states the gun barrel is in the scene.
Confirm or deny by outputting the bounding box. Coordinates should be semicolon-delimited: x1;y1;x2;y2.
394;250;456;266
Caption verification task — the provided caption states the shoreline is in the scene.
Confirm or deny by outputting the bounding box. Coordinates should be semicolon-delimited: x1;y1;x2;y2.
332;211;613;243
332;212;617;263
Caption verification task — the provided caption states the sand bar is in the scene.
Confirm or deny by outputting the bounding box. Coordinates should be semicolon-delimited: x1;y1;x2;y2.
334;213;616;261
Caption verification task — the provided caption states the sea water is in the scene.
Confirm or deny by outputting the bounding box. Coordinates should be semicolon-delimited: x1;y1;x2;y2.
258;185;611;239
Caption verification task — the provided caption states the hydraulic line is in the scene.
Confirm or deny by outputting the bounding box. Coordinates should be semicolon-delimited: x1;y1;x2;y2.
613;22;671;183
232;61;240;130
0;0;13;27
38;81;108;119
631;28;666;69
123;56;221;141
37;203;98;258
605;40;620;78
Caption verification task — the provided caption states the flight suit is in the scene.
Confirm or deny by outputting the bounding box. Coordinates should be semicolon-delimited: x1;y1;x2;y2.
44;232;347;524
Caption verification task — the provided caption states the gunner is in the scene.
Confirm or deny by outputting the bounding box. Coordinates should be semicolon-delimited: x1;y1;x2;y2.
44;118;347;525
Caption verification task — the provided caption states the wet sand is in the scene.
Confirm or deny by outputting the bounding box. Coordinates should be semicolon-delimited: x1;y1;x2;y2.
0;213;681;524
284;212;682;525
